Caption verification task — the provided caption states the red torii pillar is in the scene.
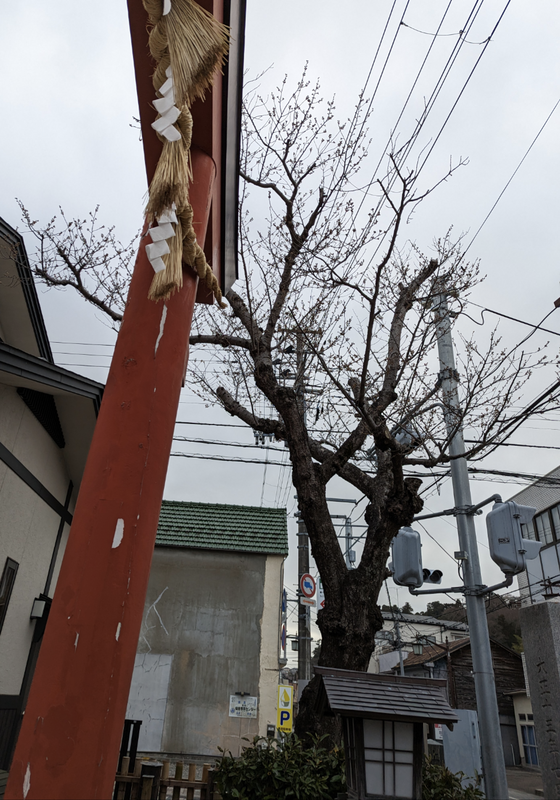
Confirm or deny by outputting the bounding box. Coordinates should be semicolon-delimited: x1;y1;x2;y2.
5;2;223;798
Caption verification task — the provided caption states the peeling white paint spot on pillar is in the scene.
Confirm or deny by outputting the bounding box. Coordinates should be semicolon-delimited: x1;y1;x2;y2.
116;622;121;641
112;519;125;549
154;304;168;356
74;633;79;650
23;763;31;799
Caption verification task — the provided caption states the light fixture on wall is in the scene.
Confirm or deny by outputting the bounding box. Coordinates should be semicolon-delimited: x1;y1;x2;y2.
30;595;50;620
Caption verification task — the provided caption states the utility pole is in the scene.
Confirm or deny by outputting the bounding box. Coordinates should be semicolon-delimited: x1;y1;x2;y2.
344;516;354;568
433;291;508;800
295;332;312;686
394;618;405;676
297;515;312;684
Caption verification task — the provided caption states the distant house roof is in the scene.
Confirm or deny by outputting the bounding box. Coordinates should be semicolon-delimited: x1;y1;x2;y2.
156;500;289;556
381;611;469;632
314;666;458;727
397;638;471;669
395;636;521;670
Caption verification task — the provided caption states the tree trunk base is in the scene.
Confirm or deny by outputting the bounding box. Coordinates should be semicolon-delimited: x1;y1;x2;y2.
294;675;342;749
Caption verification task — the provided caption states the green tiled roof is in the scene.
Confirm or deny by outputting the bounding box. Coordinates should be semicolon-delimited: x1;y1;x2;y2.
156;501;288;555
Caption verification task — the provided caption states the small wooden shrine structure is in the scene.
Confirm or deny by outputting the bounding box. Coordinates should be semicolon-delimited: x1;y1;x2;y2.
315;667;458;800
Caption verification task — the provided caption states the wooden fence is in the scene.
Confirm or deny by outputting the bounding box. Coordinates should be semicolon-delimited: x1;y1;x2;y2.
114;758;222;800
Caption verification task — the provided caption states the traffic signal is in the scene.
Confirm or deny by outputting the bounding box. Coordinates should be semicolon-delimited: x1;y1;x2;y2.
390;528;444;588
486;500;542;575
423;568;443;584
390;527;424;588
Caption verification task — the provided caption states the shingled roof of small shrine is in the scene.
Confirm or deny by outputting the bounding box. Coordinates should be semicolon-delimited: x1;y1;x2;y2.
314;667;458;726
156;500;288;555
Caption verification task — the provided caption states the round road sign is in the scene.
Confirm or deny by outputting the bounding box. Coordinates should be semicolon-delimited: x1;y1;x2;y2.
300;573;316;598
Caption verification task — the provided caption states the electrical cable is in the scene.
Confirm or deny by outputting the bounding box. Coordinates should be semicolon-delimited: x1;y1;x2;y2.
358;0;512;275
416;520;457;564
331;0;483;266
173;435;285;451
414;0;513;184
465;440;560;452
462;95;560;258
462;301;560;338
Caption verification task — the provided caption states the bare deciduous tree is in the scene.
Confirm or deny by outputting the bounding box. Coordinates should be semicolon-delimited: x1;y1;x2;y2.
21;71;560;738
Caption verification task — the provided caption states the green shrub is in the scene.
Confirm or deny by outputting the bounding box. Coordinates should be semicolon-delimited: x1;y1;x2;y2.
422;756;484;800
215;734;346;800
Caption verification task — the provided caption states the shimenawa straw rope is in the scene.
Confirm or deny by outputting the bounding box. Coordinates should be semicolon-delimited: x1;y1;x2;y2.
143;0;228;306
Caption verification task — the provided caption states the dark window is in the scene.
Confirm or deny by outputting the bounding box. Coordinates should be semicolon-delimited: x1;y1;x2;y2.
0;558;18;635
535;512;554;545
527;504;560;546
521;522;536;541
551;506;560;539
521;725;538;766
519;713;526;721
528;714;534;721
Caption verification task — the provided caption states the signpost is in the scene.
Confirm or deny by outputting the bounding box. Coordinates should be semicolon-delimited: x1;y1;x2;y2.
277;685;293;733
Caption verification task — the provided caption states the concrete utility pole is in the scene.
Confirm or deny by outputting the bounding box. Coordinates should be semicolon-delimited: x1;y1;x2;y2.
295;332;312;685
344;516;353;569
394;618;405;677
433;292;509;800
297;515;312;683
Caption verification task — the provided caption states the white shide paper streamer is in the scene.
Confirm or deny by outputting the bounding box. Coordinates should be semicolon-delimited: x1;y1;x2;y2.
146;205;178;273
151;66;181;142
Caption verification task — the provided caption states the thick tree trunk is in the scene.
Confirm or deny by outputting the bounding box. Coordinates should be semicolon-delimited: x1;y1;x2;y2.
294;474;424;745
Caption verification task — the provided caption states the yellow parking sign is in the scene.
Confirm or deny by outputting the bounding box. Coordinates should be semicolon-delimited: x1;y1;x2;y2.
277;684;293;733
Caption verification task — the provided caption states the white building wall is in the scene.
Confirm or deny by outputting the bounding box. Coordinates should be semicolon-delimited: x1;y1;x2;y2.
0;385;72;694
258;554;284;737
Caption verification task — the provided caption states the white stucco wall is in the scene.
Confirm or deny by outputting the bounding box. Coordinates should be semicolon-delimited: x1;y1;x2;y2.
0;385;73;694
258;554;284;737
126;653;173;752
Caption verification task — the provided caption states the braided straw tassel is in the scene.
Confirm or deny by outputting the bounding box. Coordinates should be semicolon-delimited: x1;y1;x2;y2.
143;0;228;305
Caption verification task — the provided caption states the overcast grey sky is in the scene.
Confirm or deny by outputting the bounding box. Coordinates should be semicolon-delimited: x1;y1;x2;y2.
2;1;560;645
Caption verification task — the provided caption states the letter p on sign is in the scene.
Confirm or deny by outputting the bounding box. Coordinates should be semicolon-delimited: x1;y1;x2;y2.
277;684;293;733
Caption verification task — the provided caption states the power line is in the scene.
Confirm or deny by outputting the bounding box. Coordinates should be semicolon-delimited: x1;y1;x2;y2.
463;94;560;256
416;520;457;564
172;435;285;451
175;420;248;429
465;440;560;452
359;0;511;274
414;0;513;183
170;452;289;467
462;301;560;337
51;341;115;346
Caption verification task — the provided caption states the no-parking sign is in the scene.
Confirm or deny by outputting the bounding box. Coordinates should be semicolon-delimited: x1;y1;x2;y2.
300;573;316;598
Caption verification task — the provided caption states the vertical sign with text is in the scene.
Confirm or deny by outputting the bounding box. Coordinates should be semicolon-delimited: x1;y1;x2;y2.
277;684;293;733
